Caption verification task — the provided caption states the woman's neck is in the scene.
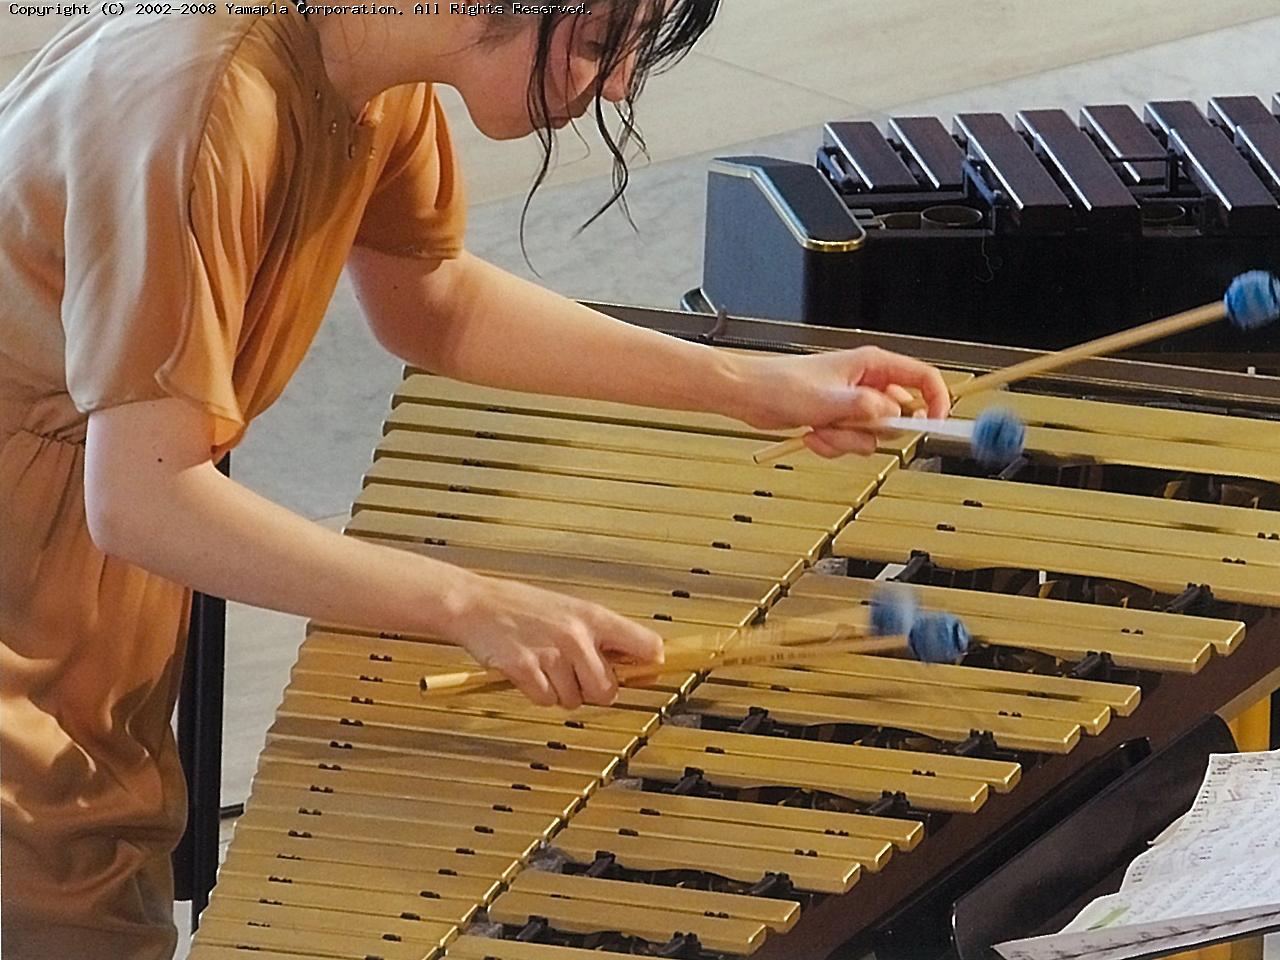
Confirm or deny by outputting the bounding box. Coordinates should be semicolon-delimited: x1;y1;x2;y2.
310;12;472;118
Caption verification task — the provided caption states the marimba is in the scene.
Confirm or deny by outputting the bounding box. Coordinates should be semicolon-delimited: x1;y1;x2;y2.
189;306;1280;960
691;94;1280;368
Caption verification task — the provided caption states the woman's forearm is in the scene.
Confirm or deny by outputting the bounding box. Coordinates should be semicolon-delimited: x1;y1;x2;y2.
409;254;756;416
90;455;475;638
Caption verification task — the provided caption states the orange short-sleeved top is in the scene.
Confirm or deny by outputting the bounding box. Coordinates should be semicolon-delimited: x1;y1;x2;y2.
0;9;466;455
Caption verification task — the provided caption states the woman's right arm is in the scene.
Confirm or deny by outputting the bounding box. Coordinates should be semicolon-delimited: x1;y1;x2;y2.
84;397;662;708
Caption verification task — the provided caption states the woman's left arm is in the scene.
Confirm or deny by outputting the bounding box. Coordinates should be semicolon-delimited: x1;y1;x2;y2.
348;247;950;456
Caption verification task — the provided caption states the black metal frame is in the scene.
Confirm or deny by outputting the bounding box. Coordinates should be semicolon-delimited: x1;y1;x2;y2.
172;454;229;929
950;716;1238;960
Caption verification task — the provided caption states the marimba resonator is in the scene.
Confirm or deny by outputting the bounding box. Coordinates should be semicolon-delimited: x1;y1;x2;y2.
691;95;1280;367
189;308;1280;960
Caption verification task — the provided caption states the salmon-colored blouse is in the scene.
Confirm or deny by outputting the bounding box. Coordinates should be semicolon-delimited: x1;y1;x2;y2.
0;10;465;957
0;7;466;454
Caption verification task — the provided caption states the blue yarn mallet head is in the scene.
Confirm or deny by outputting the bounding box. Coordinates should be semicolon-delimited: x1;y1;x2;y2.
971;407;1026;468
869;586;970;665
869;586;917;639
907;612;972;664
1224;271;1280;331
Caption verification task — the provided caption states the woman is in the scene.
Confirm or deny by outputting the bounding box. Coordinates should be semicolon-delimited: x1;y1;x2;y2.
0;3;950;957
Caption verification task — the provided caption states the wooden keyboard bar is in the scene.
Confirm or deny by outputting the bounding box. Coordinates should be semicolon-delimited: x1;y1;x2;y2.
1169;125;1280;231
210;875;478;925
857;496;1280;573
394;369;973;438
287;674;663;736
398;542;783;603
1016;109;1139;228
824;121;919;190
552;824;861;894
836;519;1280;607
252;759;583;817
650;725;1019;789
738;640;1139;714
1080;104;1166;184
204;899;453;948
376;429;880;503
570;804;893;870
1236;118;1280;194
711;663;1111;734
881;466;1280;548
385;402;872;479
1144;100;1214;139
347;509;806;584
787;568;1239;647
447;937;638;960
366;456;851;532
631;747;990;813
267;716;623;777
245;784;559;840
1208;95;1275;131
486;889;767;955
512;870;799;931
274;695;640;757
588;785;923;850
226;828;520;882
192;916;448;960
954;388;1280;452
218;849;501;902
769;598;1211;674
190;947;336;960
302;630;707;689
953;113;1073;230
260;740;599;798
688;682;1080;753
355;482;830;560
234;808;542;860
889;116;965;189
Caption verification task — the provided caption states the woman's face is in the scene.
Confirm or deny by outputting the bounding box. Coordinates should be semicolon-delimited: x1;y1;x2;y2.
457;9;639;140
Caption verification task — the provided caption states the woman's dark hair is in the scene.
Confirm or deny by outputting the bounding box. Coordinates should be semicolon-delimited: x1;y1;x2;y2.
489;1;719;243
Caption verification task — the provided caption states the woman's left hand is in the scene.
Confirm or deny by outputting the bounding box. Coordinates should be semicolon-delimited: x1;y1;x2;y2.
733;346;951;458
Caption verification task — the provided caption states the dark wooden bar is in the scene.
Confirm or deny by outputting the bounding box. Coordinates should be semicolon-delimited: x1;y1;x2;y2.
1016;108;1139;230
824;121;918;191
1209;94;1274;132
1080;103;1167;184
953;112;1073;230
1170;125;1280;231
1236;119;1280;194
888;115;966;190
1144;99;1215;139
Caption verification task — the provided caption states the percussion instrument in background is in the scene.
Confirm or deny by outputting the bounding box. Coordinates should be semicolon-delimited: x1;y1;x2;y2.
691;94;1280;370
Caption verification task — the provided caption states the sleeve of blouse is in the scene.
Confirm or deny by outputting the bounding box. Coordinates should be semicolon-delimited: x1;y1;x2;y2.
61;50;276;450
354;83;467;260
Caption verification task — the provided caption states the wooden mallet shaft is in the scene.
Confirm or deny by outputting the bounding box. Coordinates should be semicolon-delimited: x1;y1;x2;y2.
752;299;1228;465
951;300;1226;399
420;630;905;697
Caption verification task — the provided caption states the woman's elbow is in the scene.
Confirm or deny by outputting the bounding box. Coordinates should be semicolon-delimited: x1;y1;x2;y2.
83;472;139;559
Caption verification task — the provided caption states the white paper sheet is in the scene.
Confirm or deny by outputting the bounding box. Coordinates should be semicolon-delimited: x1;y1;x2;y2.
994;749;1280;960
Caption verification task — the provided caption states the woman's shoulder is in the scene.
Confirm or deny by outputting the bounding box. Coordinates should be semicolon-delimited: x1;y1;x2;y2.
0;10;322;171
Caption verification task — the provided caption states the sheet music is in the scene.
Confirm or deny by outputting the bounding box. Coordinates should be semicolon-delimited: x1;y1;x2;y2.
995;905;1280;960
994;749;1280;960
1122;750;1280;889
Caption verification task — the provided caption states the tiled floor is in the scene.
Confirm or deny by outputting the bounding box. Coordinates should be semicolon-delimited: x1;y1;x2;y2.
3;5;1279;957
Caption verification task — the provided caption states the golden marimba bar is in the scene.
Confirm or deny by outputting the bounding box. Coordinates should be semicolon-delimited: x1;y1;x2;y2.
191;327;1280;960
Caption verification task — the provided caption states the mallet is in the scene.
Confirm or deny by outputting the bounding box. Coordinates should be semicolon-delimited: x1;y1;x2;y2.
419;589;971;697
751;270;1280;465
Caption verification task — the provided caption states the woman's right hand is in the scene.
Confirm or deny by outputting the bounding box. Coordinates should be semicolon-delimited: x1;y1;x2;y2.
446;573;665;709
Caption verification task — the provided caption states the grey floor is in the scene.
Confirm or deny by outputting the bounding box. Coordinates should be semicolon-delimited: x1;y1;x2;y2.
145;12;1280;957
